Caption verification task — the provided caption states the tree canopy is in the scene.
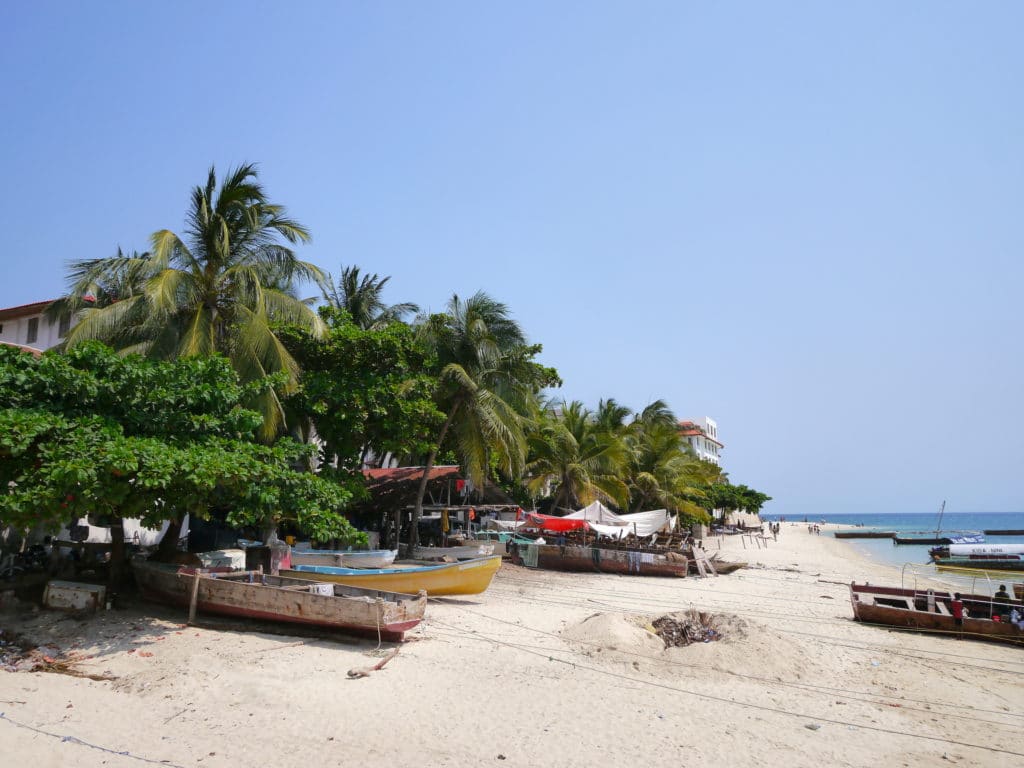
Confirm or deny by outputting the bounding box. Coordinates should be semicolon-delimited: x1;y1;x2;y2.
0;343;363;545
57;164;325;440
279;307;444;473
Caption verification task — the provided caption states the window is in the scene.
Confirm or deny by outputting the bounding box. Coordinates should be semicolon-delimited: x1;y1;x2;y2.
26;317;39;344
58;315;70;337
0;323;4;334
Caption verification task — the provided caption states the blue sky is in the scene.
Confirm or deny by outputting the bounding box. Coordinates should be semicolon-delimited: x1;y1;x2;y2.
2;2;1021;515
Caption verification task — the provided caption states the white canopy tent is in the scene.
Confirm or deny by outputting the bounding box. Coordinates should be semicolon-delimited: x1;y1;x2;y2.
58;515;190;547
566;502;675;539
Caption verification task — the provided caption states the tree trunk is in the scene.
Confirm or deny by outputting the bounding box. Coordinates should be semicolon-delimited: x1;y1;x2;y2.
109;518;125;590
262;516;278;545
410;403;460;552
156;518;183;561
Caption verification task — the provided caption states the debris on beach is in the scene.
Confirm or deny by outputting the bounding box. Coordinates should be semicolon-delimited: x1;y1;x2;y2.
651;610;721;648
0;628;115;681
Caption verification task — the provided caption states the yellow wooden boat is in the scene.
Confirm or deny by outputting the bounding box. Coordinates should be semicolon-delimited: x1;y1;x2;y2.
280;555;502;596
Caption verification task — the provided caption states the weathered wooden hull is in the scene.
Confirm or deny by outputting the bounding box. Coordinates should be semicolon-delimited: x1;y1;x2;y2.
290;549;397;569
282;555;502;596
510;543;691;577
849;583;1023;645
893;536;951;545
833;531;895;539
133;559;426;641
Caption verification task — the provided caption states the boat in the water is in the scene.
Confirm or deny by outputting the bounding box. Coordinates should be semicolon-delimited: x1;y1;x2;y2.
984;529;1024;536
290;549;397;569
891;501;983;546
849;582;1022;644
508;541;735;577
929;543;1024;571
412;543;495;560
834;531;895;539
893;533;984;545
281;555;502;596
133;559;427;641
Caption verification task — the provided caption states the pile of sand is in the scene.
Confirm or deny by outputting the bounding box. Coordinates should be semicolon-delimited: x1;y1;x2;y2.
560;609;824;682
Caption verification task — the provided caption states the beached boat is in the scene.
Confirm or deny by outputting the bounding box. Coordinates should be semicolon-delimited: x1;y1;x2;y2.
133;559;427;641
834;531;896;539
509;542;697;577
290;549;397;569
929;543;1024;571
281;555;502;596
471;532;537;558
849;583;1023;644
412;543;495;560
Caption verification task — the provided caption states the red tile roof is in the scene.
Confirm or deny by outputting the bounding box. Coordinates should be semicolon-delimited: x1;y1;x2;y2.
362;465;461;484
0;299;57;321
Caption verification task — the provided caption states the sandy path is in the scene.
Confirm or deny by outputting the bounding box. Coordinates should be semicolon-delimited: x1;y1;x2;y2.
1;523;1020;768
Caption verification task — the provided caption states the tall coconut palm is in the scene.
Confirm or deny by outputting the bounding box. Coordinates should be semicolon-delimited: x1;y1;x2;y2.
408;292;538;548
624;401;722;521
322;265;418;329
61;164;325;439
525;400;629;512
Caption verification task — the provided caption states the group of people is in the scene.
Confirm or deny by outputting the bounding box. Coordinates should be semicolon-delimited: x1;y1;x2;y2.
807;523;822;535
949;585;1024;630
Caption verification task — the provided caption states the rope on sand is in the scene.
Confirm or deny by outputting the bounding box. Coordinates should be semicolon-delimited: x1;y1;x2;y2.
427;620;1024;759
0;712;189;768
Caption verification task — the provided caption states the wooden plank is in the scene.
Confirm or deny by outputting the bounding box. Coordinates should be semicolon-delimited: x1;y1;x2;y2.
187;572;201;624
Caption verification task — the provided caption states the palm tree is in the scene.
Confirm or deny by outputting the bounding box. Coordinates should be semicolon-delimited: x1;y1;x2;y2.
408;292;538;549
524;400;629;512
61;164;325;439
623;401;722;522
322;265;418;329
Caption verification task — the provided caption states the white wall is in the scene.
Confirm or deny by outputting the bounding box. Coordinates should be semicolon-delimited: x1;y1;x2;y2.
0;311;66;350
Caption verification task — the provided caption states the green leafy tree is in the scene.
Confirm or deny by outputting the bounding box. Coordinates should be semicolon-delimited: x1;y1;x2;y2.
279;307;444;472
0;344;362;582
321;265;419;330
58;164;325;439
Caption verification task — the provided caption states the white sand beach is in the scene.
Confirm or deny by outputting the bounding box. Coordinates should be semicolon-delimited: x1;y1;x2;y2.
1;524;1020;768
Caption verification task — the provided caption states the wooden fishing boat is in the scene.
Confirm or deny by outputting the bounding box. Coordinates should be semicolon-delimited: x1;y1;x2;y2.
281;555;502;596
833;531;895;539
983;529;1024;536
929;543;1024;571
471;533;538;558
849;583;1023;645
133;559;427;641
290;549;397;569
893;535;954;545
412;544;494;560
509;542;694;577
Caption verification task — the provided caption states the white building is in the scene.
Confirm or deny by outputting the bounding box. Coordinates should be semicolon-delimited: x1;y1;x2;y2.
678;416;723;466
0;299;68;352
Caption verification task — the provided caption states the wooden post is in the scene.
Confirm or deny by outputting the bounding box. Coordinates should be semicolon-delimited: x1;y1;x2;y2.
187;572;201;624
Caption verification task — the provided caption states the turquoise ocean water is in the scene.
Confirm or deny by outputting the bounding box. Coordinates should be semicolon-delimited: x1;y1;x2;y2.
760;511;1024;592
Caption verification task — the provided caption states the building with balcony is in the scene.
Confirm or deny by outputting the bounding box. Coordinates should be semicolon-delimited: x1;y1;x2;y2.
678;416;723;466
